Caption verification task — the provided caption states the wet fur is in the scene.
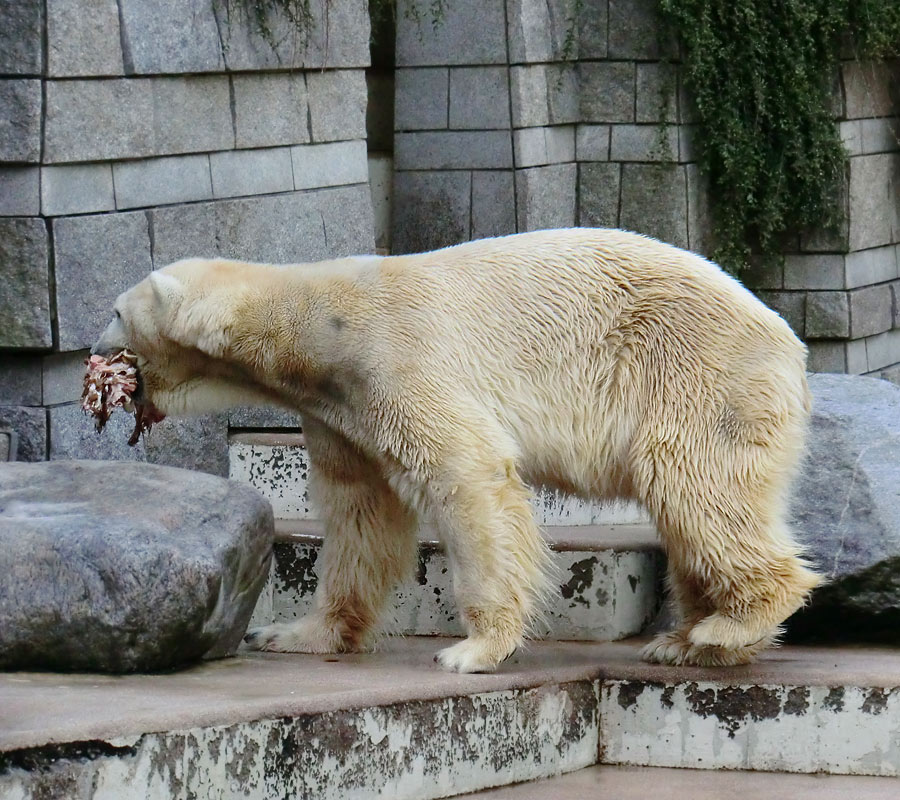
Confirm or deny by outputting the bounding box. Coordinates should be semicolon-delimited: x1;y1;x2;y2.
94;229;820;672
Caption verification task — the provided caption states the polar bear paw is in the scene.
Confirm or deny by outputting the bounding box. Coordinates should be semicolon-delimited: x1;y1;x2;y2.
640;629;771;667
434;638;515;674
243;618;351;654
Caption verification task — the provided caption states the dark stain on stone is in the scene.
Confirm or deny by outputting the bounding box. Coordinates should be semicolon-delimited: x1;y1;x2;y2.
595;587;609;605
628;575;639;592
416;555;428;586
783;687;810;716
433;587;441;596
660;686;675;708
569;596;589;608
862;688;888;715
560;556;598;600
275;542;318;596
0;739;139;776
617;681;646;710
685;684;781;738
822;687;845;713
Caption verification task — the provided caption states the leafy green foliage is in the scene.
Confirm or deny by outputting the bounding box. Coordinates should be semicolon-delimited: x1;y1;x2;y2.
660;1;900;270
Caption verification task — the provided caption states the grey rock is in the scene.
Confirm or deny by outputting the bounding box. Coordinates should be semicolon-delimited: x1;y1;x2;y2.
579;62;635;123
395;131;513;170
113;154;213;210
0;461;273;672
516;163;577;232
233;73;310;149
471;170;516;239
579;162;621;228
0;406;46;462
0;358;42;406
53;211;153;352
0;166;39;215
0;218;51;349
307;69;367;143
396;0;506;67
787;374;900;644
393;171;471;254
449;67;510;130
41;164;116;216
119;0;224;74
849;285;893;339
0;80;41;162
44;77;233;164
806;291;850;339
619;163;688;249
395;68;448;131
210;148;294;199
47;0;123;77
0;0;43;75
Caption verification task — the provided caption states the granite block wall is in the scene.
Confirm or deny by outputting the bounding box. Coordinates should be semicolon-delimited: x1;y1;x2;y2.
0;0;373;473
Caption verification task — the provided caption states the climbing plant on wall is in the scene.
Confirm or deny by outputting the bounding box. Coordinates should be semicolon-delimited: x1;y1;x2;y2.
660;0;900;271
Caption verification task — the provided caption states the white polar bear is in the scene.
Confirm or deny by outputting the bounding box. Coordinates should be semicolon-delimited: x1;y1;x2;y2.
92;228;820;673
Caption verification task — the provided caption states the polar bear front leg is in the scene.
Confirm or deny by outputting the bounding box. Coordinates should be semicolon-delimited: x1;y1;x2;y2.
244;418;418;655
426;455;552;674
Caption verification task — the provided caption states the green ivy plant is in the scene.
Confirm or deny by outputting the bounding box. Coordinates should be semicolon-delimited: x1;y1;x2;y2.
660;0;900;271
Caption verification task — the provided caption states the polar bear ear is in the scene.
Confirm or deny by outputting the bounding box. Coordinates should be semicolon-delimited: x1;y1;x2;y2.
148;271;183;307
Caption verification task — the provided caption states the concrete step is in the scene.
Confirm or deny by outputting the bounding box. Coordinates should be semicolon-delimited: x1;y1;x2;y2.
3;638;899;800
249;519;665;642
228;431;651;525
459;764;900;799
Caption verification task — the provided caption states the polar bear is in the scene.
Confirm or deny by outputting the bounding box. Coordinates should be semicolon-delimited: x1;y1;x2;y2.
91;228;820;672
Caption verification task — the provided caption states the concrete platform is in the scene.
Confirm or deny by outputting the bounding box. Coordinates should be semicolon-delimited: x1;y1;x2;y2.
461;765;900;799
3;638;900;798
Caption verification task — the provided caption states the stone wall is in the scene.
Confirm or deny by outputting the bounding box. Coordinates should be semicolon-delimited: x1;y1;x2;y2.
0;0;373;474
392;0;899;382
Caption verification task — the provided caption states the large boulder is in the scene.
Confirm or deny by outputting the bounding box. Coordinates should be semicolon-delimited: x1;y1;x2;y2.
787;373;900;642
0;460;273;672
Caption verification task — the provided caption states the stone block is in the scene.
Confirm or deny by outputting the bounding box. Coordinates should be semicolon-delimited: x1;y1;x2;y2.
846;338;868;373
395;131;513;170
307;69;367;143
471;171;516;239
449;67;510;130
0;356;42;406
392;171;471;255
878;363;900;384
53;212;153;352
113;154;213;210
41;164;116;216
119;0;224;74
741;258;783;290
619;164;688;249
842;60;897;119
686;163;714;257
840;119;862;155
860;118;900;155
608;0;676;59
783;254;846;290
576;125;610;161
845;245;899;289
516;164;577;232
0;167;39;216
893;279;900;329
679;125;699;163
46;0;123;77
312;183;376;258
514;126;575;167
0;219;51;349
395;68;449;131
213;0;370;71
610;124;678;162
44;77;233;164
579;162;621;228
233;73;310;149
806;341;847;373
396;0;506;66
865;329;900;371
0;406;46;462
228;406;303;429
0;80;41;162
291;140;369;190
849;284;893;339
210;148;294;199
848;153;899;252
756;291;806;338
368;153;392;250
579;62;635;123
636;63;678;123
41;350;88;407
805;291;850;339
0;0;42;75
506;0;598;63
509;64;578;128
